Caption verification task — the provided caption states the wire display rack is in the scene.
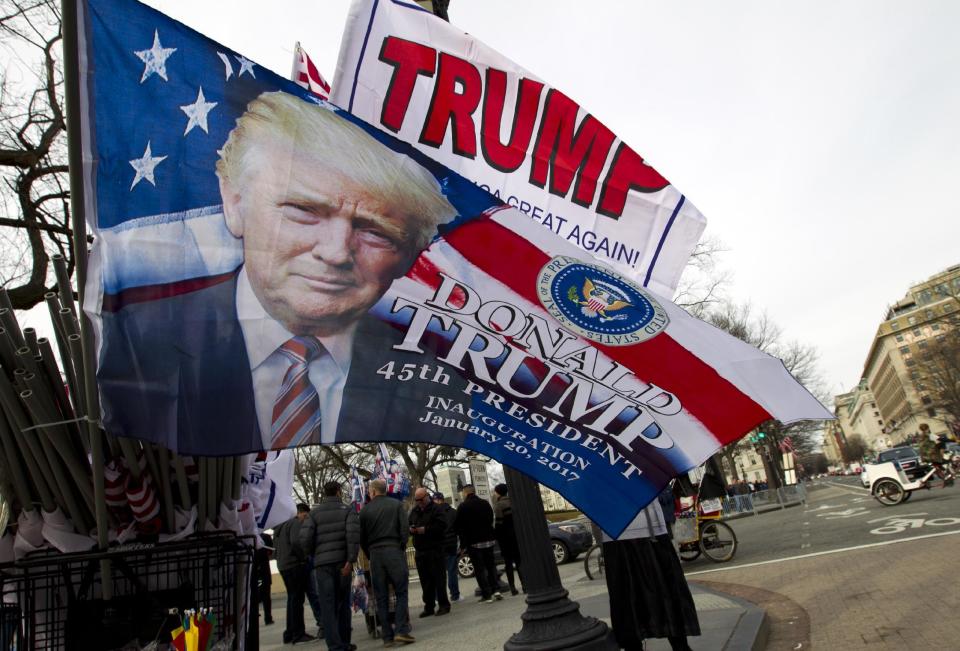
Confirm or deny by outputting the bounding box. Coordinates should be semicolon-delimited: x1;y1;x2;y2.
0;532;253;650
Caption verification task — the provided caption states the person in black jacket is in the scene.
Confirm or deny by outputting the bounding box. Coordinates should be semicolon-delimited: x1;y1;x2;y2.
408;487;451;617
492;484;523;595
300;482;361;651
273;505;316;644
433;493;460;602
255;532;275;625
455;484;502;603
359;479;415;646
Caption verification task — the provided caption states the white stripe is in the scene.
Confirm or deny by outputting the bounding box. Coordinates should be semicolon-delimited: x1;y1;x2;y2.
684;529;960;576
380;241;720;463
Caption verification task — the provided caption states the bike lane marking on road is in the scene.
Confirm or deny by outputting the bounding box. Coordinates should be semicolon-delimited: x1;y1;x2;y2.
816;507;870;519
682;528;960;577
866;512;927;523
869;516;960;535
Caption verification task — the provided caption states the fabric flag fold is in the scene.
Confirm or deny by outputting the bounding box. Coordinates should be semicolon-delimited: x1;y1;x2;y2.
73;0;831;536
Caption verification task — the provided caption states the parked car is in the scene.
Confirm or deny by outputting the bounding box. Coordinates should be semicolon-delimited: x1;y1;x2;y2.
875;446;923;481
860;466;870;488
549;519;593;564
456;519;594;578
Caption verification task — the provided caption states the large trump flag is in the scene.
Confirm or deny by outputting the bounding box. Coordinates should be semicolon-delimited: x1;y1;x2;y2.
75;0;830;536
332;0;707;298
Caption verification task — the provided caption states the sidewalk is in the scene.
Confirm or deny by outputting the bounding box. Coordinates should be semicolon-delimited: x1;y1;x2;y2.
259;571;767;650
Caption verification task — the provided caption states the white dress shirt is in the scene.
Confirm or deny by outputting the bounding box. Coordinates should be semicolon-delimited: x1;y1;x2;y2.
236;269;354;448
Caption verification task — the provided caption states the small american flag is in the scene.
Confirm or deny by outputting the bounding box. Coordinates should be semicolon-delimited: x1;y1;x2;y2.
291;41;331;99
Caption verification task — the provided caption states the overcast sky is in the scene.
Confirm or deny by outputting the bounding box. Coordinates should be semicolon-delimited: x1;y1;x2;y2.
126;0;960;401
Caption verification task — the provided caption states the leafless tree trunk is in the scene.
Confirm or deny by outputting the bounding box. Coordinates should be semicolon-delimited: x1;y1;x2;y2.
0;0;74;309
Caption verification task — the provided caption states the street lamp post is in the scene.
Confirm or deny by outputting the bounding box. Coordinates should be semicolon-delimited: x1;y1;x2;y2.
503;465;616;651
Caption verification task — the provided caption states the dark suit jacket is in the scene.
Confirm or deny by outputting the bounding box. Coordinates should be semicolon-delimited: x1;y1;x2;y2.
98;270;468;456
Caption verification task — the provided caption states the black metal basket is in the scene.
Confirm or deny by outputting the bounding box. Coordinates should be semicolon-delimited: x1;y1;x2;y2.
0;532;253;650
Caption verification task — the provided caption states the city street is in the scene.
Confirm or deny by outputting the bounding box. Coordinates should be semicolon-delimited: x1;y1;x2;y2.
259;482;960;649
681;481;960;649
682;480;960;571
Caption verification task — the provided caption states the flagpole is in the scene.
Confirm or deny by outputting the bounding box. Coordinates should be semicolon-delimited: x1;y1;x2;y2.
61;0;112;597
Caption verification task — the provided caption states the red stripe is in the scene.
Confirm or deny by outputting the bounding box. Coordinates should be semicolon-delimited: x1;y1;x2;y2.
102;269;239;312
271;395;320;449
271;367;310;421
440;218;770;443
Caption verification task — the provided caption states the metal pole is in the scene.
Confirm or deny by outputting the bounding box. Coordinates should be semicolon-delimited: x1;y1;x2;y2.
502;466;615;651
62;0;111;596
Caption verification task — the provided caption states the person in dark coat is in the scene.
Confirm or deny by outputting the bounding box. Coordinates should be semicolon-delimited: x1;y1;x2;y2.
359;479;415;646
255;532;275;625
300;481;361;651
454;484;501;602
433;493;461;602
602;501;700;651
408;487;451;617
273;505;316;644
492;484;522;595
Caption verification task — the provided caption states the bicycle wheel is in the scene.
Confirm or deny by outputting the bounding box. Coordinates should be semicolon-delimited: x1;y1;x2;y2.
583;544;605;580
699;521;737;562
873;478;905;506
678;541;701;562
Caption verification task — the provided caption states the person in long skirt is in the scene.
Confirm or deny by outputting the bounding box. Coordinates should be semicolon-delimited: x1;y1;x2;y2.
602;500;700;651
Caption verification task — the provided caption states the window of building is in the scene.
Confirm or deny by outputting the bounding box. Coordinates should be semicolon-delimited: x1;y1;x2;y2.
919;340;928;349
913;329;921;337
905;358;916;366
899;345;910;354
895;334;904;342
877;420;883;425
908;316;918;325
932;324;940;331
910;370;920;379
927;407;937;417
946;303;956;312
890;320;899;329
918;290;932;305
873;411;879;416
925;309;934;319
922;395;932;404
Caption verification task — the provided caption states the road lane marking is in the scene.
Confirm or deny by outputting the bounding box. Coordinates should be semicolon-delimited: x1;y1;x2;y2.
683;529;960;576
871;516;960;535
867;513;927;524
824;480;870;494
800;543;811;549
817;507;869;519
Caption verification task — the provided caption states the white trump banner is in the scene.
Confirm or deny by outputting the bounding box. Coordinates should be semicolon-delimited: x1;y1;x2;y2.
332;0;707;297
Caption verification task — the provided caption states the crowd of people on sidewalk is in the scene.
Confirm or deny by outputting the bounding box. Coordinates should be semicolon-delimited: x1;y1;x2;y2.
259;476;700;651
260;479;527;648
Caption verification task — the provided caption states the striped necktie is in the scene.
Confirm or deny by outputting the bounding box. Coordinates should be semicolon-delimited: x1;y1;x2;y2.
270;336;323;449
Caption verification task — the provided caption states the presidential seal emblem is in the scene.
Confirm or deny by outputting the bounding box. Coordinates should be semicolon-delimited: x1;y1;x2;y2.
536;256;669;346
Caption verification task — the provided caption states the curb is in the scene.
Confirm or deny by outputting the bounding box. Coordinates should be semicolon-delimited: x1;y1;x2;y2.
691;582;769;651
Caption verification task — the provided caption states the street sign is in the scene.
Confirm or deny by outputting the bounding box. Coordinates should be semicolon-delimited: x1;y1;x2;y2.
469;459;493;504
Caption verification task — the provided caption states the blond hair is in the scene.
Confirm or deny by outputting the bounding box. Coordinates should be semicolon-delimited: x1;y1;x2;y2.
216;92;456;251
369;479;387;496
